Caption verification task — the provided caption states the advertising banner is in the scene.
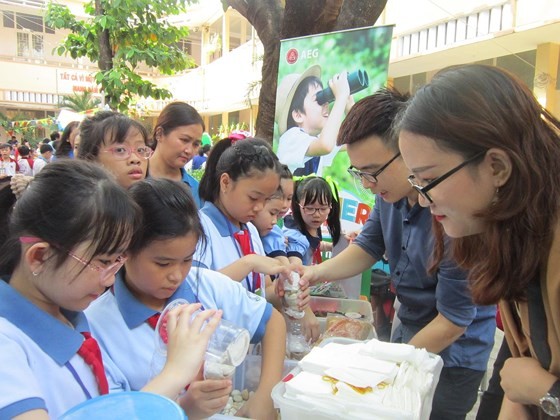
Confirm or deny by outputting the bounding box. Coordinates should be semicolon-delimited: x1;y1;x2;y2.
274;25;393;233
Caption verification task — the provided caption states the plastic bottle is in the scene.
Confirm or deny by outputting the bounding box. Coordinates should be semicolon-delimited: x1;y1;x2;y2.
282;272;304;319
287;318;310;360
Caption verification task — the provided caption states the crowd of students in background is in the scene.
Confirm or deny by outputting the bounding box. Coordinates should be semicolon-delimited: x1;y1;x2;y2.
2;63;560;420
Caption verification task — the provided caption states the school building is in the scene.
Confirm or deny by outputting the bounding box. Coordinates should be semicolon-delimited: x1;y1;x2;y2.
0;0;558;139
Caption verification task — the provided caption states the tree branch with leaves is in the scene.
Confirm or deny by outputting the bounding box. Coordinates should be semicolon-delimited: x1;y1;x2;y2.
46;0;197;112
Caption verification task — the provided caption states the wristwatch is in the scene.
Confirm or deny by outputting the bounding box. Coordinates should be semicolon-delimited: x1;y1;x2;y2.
540;380;560;417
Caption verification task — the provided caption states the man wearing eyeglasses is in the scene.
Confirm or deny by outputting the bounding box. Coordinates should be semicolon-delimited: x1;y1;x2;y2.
299;88;496;420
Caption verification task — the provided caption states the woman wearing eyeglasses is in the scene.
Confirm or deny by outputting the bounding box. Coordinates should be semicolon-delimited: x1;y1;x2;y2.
300;88;496;420
78;111;153;190
398;64;560;419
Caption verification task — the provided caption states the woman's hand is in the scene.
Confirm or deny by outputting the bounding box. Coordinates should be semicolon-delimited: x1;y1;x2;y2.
500;356;557;405
497;397;532;420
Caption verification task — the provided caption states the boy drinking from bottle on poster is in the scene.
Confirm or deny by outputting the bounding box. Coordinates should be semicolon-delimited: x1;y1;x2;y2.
275;65;354;176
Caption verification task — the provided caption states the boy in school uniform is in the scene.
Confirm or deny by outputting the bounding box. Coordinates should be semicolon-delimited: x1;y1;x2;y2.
33;144;54;175
0;143;18;178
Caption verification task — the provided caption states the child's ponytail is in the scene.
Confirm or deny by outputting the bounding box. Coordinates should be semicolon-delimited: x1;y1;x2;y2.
324;177;341;246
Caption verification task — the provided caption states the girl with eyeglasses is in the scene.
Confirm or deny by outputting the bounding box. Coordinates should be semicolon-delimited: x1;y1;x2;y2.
398;64;560;419
10;112;152;199
284;176;341;266
0;160;220;418
78;111;153;190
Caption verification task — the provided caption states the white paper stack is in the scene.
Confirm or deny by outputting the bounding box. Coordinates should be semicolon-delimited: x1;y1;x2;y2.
275;338;443;420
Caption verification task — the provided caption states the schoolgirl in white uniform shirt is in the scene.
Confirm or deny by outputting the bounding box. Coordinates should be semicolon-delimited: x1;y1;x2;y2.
195;137;299;302
86;178;286;420
0;160;219;418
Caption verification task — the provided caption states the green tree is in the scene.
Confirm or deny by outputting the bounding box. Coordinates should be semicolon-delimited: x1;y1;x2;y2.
59;91;101;112
46;0;196;112
224;0;387;142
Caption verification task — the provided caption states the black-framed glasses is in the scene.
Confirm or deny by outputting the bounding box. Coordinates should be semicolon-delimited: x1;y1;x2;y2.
347;152;401;184
102;145;153;161
408;150;487;203
298;204;331;216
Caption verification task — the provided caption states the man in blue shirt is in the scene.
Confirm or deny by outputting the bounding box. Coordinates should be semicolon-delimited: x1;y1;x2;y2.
300;88;496;420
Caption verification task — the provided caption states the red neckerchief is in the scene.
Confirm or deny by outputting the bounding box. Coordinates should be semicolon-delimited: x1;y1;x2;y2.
233;229;261;292
78;332;109;395
312;246;323;265
146;313;160;330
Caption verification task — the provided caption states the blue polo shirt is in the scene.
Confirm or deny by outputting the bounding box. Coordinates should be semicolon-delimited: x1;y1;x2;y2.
181;168;202;208
354;197;496;371
145;167;201;208
0;280;127;418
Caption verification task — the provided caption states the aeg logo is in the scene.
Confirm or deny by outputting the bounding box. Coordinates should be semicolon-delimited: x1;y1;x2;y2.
286;48;319;64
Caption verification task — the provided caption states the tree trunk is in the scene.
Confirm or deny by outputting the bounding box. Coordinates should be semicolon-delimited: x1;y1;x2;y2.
95;0;113;105
227;0;387;143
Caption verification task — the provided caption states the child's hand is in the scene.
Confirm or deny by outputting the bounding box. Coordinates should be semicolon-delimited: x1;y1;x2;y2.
163;304;222;387
328;71;351;102
301;307;320;343
179;372;232;420
297;277;311;311
346;94;355;113
235;388;276;420
246;254;289;277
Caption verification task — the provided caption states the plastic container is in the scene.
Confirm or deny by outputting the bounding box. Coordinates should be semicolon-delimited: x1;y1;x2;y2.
271;338;443;420
310;296;374;322
59;392;185;419
310;296;376;337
